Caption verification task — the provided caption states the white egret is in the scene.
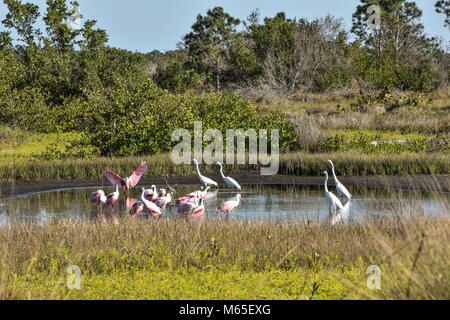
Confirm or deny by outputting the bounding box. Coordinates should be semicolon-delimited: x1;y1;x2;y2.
329;200;351;225
217;162;241;190
327;160;352;202
323;171;344;214
193;159;218;188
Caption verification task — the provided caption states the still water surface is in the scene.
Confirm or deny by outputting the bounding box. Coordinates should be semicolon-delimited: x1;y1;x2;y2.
0;185;448;225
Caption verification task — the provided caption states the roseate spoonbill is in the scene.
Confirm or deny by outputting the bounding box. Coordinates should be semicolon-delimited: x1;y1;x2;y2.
144;185;158;202
191;198;205;218
129;201;144;217
176;196;199;214
139;188;161;216
155;193;172;211
327;160;352;202
323;171;344;214
197;186;210;199
158;188;167;197
217;162;241;190
177;193;198;204
165;175;178;195
216;194;244;216
103;161;147;190
105;185;120;206
125;197;137;211
177;187;209;204
193;159;218;188
91;190;107;205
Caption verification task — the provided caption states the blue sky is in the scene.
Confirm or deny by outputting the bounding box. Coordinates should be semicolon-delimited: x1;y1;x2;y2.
1;0;448;52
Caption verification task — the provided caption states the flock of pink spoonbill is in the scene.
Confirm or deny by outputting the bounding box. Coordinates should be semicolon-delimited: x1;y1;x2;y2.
91;159;352;220
91;159;245;218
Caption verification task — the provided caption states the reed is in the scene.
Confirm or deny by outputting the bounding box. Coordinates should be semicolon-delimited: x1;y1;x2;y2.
0;151;448;182
0;209;448;299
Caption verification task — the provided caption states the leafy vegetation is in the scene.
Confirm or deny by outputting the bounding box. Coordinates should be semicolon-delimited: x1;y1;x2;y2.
0;0;448;179
152;1;449;95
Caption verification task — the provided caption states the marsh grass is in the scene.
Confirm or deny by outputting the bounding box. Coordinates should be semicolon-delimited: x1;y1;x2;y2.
0;200;448;299
256;88;449;134
0;152;448;182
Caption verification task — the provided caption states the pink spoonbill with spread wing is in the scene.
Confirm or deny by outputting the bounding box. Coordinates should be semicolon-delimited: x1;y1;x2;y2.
103;161;147;191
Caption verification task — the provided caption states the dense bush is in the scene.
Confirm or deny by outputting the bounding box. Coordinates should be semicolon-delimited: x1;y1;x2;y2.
154;58;201;93
75;81;300;156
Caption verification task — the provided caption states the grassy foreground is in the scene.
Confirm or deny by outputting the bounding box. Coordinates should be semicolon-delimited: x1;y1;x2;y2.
1;216;448;300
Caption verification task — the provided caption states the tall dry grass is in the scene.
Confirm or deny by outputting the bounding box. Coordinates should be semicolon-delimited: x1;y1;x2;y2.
256;87;449;134
0;203;448;299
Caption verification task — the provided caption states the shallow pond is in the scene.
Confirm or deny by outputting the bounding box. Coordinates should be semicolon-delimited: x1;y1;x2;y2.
0;184;448;225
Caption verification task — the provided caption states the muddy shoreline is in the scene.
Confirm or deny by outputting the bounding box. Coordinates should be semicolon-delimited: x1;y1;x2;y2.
0;174;449;199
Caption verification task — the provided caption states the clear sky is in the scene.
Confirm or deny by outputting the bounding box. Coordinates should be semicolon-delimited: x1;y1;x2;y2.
1;0;448;53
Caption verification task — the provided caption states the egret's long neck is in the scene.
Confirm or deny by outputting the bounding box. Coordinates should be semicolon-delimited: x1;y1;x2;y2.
195;162;202;177
115;185;119;193
324;174;329;193
330;164;338;181
219;165;225;179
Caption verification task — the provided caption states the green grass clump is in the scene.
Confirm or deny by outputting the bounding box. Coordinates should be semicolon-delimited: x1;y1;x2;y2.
279;152;450;176
0;130;81;159
9;267;365;300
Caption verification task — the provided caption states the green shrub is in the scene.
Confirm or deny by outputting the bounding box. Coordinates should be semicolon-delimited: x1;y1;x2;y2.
75;81;300;156
154;58;201;93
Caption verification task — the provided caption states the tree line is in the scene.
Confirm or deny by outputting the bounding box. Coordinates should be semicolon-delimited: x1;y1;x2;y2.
0;0;449;156
152;1;449;96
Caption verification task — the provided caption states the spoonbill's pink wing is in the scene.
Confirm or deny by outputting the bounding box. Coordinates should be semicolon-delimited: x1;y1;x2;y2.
126;198;137;211
177;202;194;214
155;198;167;209
144;200;161;215
192;206;204;217
129;162;147;187
130;202;144;216
103;168;124;187
217;201;235;213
